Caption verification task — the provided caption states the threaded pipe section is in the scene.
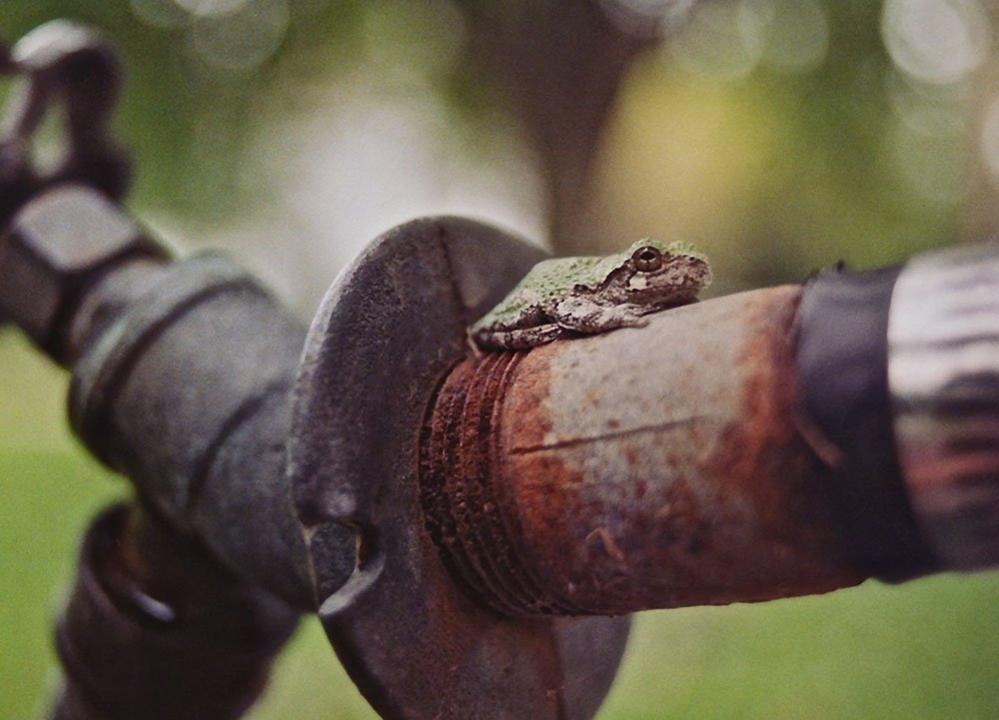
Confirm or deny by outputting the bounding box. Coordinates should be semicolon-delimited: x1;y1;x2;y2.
419;352;586;617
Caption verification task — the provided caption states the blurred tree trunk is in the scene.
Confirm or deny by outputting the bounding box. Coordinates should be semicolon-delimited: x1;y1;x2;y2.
460;0;670;254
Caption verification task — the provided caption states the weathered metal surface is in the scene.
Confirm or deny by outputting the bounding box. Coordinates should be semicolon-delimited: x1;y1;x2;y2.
289;217;630;720
51;503;296;720
794;265;934;581
67;257;168;361
68;254;314;608
421;351;589;616
0;185;167;360
0;22;129;330
0;23;315;720
0;180;313;608
423;286;868;616
890;241;999;570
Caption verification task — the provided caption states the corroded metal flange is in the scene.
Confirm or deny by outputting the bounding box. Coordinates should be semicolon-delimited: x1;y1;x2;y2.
288;217;630;720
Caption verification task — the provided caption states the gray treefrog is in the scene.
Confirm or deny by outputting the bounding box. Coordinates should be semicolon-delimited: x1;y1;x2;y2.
470;238;712;350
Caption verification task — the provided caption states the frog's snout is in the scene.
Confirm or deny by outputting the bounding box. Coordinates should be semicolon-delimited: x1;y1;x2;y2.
688;258;713;290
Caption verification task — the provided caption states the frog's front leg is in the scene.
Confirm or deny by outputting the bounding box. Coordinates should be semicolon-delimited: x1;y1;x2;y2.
553;296;648;335
473;322;565;351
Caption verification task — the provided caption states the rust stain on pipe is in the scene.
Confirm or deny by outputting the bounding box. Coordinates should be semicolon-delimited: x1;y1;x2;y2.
421;286;866;617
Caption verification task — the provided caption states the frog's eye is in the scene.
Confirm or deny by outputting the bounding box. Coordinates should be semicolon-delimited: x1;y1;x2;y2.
632;246;663;272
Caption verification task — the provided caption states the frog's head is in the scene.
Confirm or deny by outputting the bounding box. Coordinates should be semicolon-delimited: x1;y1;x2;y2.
618;238;712;305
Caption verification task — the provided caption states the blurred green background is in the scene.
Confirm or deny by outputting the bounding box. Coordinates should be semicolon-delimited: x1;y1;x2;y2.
3;0;999;718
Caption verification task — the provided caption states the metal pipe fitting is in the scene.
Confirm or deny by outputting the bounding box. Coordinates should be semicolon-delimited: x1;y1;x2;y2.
418;243;999;621
66;253;314;608
1;184;314;609
286;222;999;719
889;242;999;571
795;264;935;582
420;286;869;617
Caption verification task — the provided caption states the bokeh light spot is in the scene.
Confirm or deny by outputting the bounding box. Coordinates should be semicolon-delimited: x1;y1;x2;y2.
129;0;190;28
742;0;829;74
885;69;967;138
882;0;992;85
669;1;764;80
190;0;289;72
174;0;250;18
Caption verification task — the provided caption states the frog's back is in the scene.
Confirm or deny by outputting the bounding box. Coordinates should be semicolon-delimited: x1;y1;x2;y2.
472;256;604;330
520;256;605;299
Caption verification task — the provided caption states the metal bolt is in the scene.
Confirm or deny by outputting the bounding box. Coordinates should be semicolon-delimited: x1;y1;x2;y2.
0;185;166;361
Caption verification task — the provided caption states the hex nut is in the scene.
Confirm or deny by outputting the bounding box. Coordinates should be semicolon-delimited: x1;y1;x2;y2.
0;184;167;357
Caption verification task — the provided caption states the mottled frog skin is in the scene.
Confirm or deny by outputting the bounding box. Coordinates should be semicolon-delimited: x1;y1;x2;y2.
470;239;712;350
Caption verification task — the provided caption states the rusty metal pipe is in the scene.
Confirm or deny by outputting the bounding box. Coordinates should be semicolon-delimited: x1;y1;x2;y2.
421;286;918;617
